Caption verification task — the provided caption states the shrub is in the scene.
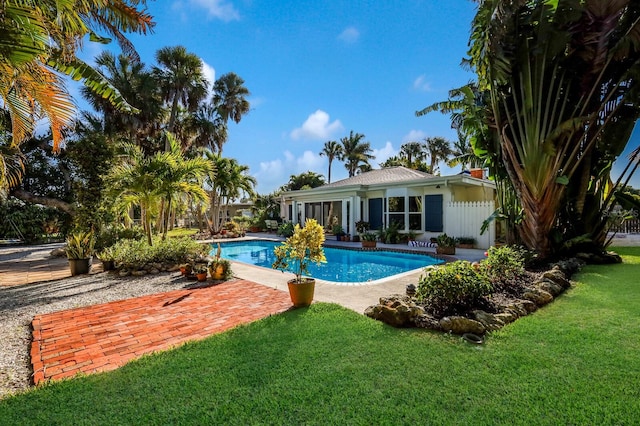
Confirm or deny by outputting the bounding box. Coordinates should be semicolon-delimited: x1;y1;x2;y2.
435;233;456;247
377;221;402;244
111;237;208;269
416;260;492;316
483;245;526;281
95;225;145;251
277;222;295;237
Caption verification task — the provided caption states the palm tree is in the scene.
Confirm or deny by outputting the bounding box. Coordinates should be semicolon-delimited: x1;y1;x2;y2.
460;0;640;257
153;46;208;147
424;137;452;175
211;72;250;153
399;141;426;169
82;52;164;151
319;140;343;183
204;152;256;234
341;131;374;177
447;130;482;172
154;134;211;240
0;0;153;188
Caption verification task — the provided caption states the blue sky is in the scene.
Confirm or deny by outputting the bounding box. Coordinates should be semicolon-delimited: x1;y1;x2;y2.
73;0;640;193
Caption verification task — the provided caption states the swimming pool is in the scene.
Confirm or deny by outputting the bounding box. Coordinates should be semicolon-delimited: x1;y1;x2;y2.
213;240;444;284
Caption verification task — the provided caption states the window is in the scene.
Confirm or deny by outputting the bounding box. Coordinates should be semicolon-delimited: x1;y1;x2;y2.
388;196;405;228
385;195;423;231
408;196;422;230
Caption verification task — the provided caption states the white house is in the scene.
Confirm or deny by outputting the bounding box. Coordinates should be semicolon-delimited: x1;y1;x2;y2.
280;166;497;249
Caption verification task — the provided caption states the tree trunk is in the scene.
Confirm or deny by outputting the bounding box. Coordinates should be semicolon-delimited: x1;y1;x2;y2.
11;189;75;215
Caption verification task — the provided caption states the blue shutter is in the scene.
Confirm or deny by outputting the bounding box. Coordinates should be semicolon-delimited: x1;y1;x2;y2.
368;198;383;230
424;195;443;232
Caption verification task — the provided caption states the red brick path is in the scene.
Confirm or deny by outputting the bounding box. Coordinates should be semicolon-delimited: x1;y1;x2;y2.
30;280;292;384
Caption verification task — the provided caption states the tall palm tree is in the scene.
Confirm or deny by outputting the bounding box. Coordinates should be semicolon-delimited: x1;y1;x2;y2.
319;140;343;183
424;137;452;175
82;51;164;150
341;131;374;177
153;46;208;146
204;152;256;234
0;0;153;188
399;141;426;169
211;72;250;153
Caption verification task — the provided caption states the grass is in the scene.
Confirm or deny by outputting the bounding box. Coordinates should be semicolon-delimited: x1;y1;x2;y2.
166;227;200;238
1;248;639;425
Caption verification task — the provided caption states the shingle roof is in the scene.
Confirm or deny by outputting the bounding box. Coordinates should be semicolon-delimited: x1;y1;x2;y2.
322;166;434;188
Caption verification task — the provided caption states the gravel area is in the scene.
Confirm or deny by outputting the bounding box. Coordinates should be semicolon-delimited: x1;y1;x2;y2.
0;271;204;400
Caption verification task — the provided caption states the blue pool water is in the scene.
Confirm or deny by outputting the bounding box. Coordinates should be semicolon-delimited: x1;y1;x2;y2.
213;240;443;284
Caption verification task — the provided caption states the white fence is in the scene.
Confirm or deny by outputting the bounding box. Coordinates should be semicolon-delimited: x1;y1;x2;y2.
445;201;495;249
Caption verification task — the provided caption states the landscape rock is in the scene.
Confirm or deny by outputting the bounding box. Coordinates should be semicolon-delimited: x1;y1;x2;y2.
554;258;583;276
472;310;504;331
534;279;564;296
414;313;442;330
364;295;424;327
131;270;147;277
439;316;486;335
119;270;130;277
522;288;553;306
494;312;517;324
542;269;571;289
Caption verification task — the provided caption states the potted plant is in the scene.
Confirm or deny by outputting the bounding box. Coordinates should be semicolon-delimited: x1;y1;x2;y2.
332;224;345;241
194;264;209;282
361;232;378;248
97;246;116;272
456;236;476;249
435;233;456;255
65;230;94;275
272;218;326;307
354;220;370;242
208;258;232;280
208;243;233;280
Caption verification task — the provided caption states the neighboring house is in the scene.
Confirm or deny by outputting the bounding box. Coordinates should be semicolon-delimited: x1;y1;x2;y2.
280;166;497;249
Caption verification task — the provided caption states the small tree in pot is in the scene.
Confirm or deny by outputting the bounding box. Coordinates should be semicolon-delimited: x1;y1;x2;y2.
435;233;456;255
272;218;326;307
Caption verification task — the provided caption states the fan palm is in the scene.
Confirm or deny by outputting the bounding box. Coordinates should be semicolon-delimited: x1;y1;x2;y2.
424;137;452;174
212;73;250;153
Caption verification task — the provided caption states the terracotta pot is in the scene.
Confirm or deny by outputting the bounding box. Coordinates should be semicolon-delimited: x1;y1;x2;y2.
457;243;474;249
287;278;315;307
196;272;208;282
69;258;91;276
361;241;377;248
470;168;484;179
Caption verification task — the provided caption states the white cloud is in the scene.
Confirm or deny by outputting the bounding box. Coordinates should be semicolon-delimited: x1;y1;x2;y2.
201;60;216;94
290;110;343;141
297;150;324;171
413;74;432;92
402;130;426;143
181;0;240;21
338;27;360;43
372;141;397;165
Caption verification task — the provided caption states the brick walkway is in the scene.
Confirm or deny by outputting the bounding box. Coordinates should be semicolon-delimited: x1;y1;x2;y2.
30;280;292;384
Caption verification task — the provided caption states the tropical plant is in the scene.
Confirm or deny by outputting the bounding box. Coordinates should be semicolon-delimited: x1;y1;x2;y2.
463;0;640;258
361;232;378;242
377;221;402;244
320;140;344;183
332;224;345;236
277;222;295;237
279;171;326;191
341;131;374;177
208;257;233;280
455;236;476;246
211;72;250;153
424;137;452;175
153;46;208;145
97;246;116;262
435;233;456;248
272;218;326;283
0;0;153;189
204;152;256;234
400;141;427;169
65;230;95;259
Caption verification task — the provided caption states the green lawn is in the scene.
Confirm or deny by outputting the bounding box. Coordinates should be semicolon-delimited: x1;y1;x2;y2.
1;248;639;425
166;227;200;238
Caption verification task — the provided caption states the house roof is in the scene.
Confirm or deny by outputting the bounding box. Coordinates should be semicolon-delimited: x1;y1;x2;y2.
322;166;434;188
